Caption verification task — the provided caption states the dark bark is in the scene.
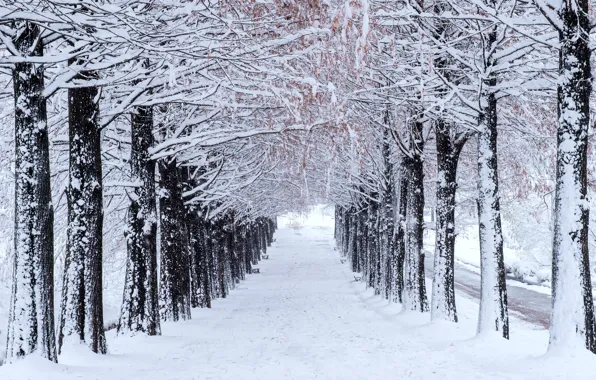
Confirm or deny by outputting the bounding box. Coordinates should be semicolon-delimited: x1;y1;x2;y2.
205;221;217;299
394;170;408;303
60;63;106;353
403;120;428;312
243;226;253;274
431;119;464;322
118;105;160;336
366;198;381;294
380;131;395;300
351;211;360;273
187;209;211;309
158;159;191;321
6;21;57;362
212;218;228;299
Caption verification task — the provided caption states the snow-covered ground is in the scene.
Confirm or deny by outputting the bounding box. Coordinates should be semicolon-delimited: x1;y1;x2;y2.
1;205;595;378
0;282;8;362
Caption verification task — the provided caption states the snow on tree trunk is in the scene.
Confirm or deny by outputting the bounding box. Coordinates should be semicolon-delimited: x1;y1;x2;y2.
355;211;365;273
118;105;160;336
205;221;217;299
350;211;360;273
476;73;508;338
6;21;57;363
188;209;211;309
235;225;246;281
380;132;395;300
243;226;253;274
158;159;191;321
403;148;428;312
59;66;106;354
342;209;350;259
223;217;235;291
348;212;358;272
431;119;463;323
361;204;371;287
212;218;228;299
549;0;595;352
259;218;268;256
334;206;341;242
393;170;408;304
367;200;380;292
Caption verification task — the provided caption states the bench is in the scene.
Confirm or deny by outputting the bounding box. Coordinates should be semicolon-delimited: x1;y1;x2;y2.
354;275;362;282
252;268;260;274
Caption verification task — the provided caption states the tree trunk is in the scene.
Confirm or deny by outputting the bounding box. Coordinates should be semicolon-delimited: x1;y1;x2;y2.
212;218;228;298
6;21;57;362
188;209;211;308
158;159;191;321
403;148;428;312
59;65;106;354
205;221;217;299
476;62;508;337
549;1;595;352
348;212;358;272
118;105;161;336
367;200;378;291
431;120;463;322
244;225;253;273
393;167;408;303
381;132;395;300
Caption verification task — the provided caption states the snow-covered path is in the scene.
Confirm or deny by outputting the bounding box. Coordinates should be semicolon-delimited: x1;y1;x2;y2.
2;224;595;379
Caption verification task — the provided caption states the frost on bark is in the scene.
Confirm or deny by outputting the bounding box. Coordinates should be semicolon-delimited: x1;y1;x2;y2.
234;224;246;282
428;1;464;322
393;169;408;303
334;206;341;242
204;221;217;299
242;225;253;274
431;119;464;322
380;131;395;300
222;216;235;291
228;216;241;286
6;21;57;363
367;199;380;292
213;217;229;298
549;0;595;352
179;167;210;308
258;217;268;256
118;105;161;336
355;211;365;274
59;65;106;354
209;219;221;298
350;211;360;273
158;159;191;321
188;208;211;309
403;121;428;312
342;208;350;259
348;211;358;272
360;206;370;284
476;50;508;337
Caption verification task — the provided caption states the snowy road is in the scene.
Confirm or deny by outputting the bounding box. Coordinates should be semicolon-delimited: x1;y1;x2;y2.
424;256;551;328
2;224;595;379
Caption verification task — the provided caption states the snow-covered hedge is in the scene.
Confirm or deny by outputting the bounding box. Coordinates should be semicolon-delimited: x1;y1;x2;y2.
505;260;550;286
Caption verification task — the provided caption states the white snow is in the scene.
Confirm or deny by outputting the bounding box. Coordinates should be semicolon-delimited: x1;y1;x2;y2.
1;207;595;378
